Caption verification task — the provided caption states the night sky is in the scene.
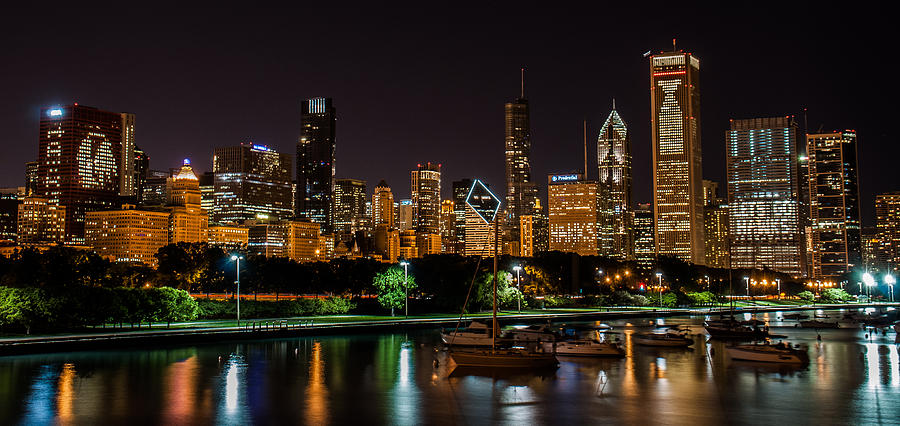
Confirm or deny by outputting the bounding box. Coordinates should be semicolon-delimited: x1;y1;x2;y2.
2;3;895;225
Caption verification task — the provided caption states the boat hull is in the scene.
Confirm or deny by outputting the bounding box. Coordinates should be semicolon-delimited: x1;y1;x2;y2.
542;341;625;357
632;336;693;347
449;351;558;368
441;333;494;346
726;346;807;364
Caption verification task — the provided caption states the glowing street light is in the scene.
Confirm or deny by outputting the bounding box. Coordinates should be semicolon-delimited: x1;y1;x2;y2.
400;261;410;318
863;272;875;302
884;274;896;302
230;255;244;327
743;276;750;298
513;265;522;313
655;272;663;308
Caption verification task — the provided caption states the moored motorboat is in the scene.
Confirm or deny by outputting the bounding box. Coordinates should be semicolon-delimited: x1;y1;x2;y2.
504;324;559;343
441;320;495;346
782;313;809;320
633;328;694;347
704;320;773;340
726;342;808;364
542;339;625;357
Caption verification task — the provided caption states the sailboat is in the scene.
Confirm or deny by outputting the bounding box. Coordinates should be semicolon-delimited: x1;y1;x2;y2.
448;180;557;370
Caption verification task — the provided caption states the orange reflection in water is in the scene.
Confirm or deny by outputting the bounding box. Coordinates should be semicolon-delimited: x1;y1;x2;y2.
306;341;329;424
56;363;76;422
164;356;199;424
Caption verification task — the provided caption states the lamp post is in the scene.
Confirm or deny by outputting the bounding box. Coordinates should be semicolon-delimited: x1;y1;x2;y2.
400;261;409;318
776;278;781;299
743;276;749;299
655;272;663;308
513;265;522;313
863;272;875;303
230;255;244;327
885;274;896;302
705;275;710;290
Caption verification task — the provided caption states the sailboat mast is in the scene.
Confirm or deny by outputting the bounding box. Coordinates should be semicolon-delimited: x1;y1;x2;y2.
493;217;499;352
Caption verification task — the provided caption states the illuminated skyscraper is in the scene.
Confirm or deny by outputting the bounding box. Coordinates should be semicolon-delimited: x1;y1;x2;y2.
452;179;473;254
633;202;655;271
726;117;803;275
168;159;208;244
397;199;414;232
119;113;136;197
504;74;538;245
875;192;900;273
333;178;367;235
85;205;169;265
597;103;633;259
411;162;441;234
548;173;600;256
36;104;131;244
702;180;729;269
412;162;441;256
372;180;395;228
296;97;336;232
650;49;705;264
212;143;293;224
440;199;457;253
806;131;861;280
16;197;66;245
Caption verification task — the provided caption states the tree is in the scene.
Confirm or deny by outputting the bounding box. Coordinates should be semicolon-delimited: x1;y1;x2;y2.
819;288;853;303
372;265;416;316
797;291;816;302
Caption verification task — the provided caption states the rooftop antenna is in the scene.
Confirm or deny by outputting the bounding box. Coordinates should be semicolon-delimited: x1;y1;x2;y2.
583;120;588;178
612;98;616;110
673;38;677;51
520;67;525;98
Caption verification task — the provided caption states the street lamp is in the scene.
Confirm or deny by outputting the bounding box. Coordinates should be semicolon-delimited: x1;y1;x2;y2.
776;278;781;299
743;276;750;299
230;255;244;327
884;274;895;302
655;272;663;308
862;272;875;303
513;265;522;313
400;261;410;318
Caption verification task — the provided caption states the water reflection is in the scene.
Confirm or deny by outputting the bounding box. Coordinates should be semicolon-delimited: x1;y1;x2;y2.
2;310;899;424
306;341;328;425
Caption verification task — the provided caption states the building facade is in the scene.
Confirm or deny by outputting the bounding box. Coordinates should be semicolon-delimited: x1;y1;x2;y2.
296;97;336;233
726;117;804;275
650;51;705;264
85;205;169;265
333;178;367;235
17;196;66;245
876;192;900;273
806;131;861;280
36;104;130;244
372;180;395;229
547;174;600;256
633;202;655;271
411;162;441;234
212;143;293;224
452;179;473;254
440;199;457;253
597;105;633;260
504;90;539;247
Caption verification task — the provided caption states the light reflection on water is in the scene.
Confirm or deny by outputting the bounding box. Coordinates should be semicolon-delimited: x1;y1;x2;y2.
2;311;899;425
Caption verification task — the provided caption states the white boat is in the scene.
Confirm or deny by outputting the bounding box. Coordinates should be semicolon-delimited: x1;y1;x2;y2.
441;321;495;346
505;324;559;342
633;328;694;347
726;342;808;364
543;339;625;357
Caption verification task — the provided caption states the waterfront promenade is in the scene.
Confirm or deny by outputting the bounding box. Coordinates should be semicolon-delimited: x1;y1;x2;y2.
2;303;894;356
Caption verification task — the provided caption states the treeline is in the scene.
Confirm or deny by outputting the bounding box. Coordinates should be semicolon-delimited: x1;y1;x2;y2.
0;286;197;334
196;297;355;319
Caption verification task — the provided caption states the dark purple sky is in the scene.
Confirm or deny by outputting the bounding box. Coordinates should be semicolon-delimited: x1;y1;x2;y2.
2;3;895;225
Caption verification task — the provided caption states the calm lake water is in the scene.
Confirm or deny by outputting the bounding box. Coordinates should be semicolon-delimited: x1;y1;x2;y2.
1;309;899;425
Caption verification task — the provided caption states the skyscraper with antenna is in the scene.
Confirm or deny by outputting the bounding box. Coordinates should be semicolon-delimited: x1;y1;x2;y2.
597;100;633;259
504;69;539;255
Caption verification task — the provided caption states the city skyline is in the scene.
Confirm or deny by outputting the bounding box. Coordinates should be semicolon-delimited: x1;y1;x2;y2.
2;4;895;227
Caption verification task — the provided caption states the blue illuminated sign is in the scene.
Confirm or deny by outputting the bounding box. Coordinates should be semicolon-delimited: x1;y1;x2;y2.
551;174;579;182
252;144;271;152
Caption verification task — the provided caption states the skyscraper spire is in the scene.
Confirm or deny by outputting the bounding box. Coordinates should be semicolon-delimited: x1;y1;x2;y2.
520;67;525;98
612;98;616;110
